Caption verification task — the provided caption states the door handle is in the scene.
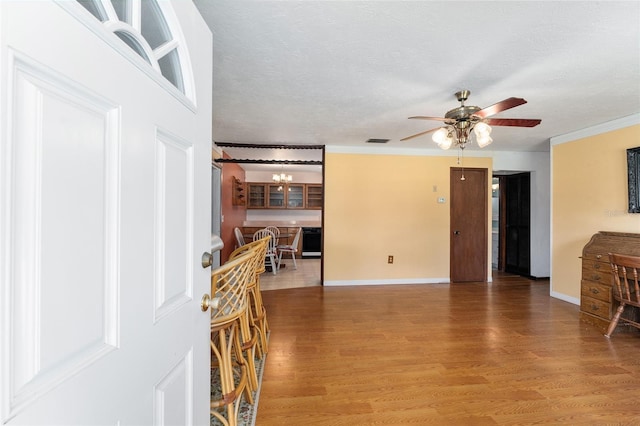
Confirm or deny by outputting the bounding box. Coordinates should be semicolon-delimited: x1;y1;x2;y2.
454;230;461;235
201;294;220;312
201;252;213;268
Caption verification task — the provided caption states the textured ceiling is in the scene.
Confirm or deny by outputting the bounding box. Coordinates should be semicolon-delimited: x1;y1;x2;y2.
193;1;640;171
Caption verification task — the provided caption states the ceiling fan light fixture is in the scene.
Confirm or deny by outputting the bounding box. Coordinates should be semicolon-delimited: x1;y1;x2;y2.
401;90;540;149
476;134;493;148
432;127;453;149
473;122;492;136
439;136;453;150
474;122;493;148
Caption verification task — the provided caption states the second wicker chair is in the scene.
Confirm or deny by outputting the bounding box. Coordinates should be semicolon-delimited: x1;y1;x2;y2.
209;249;257;426
229;236;270;359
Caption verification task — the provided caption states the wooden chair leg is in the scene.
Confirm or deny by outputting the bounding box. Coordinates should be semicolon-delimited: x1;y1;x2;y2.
604;303;626;338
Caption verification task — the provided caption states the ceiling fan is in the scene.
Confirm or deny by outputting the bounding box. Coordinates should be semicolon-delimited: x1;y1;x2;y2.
400;90;541;150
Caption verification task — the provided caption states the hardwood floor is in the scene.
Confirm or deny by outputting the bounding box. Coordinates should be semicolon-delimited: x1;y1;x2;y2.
256;273;640;425
260;258;321;291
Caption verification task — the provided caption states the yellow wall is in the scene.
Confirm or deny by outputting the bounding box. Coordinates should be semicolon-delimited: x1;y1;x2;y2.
324;152;492;283
552;124;640;299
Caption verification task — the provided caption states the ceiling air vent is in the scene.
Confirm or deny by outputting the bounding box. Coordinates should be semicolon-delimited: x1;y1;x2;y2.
366;138;390;144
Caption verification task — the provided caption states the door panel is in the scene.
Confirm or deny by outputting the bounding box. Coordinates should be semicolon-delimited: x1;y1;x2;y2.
154;129;195;322
6;51;121;418
450;168;488;282
0;2;212;424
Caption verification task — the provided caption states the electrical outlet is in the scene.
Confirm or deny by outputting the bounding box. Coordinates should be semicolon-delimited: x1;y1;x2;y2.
388;255;394;264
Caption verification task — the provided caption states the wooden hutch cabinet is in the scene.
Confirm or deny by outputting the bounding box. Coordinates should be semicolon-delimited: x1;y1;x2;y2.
245;182;322;210
580;231;640;332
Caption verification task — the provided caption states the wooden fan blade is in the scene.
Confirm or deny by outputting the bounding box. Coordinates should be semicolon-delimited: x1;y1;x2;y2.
484;118;541;127
408;116;449;121
473;97;527;119
400;127;440;141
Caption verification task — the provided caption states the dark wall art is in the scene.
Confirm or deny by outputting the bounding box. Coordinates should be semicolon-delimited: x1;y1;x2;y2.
628;146;640;213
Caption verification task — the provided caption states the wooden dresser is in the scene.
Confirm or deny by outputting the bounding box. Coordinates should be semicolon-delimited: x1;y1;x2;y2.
580;231;640;332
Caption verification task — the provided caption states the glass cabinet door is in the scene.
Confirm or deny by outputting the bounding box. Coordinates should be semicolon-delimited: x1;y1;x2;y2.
267;184;286;208
247;184;267;208
287;184;305;208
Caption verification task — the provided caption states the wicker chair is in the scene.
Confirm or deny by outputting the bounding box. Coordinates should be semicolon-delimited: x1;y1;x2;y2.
227;238;267;391
229;236;270;357
604;252;640;338
209;249;256;426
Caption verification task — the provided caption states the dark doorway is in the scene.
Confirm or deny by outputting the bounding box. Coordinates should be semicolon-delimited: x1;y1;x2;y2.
503;172;531;276
450;167;488;282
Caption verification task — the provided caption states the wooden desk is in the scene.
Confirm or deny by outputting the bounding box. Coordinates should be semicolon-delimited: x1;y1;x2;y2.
580;231;640;332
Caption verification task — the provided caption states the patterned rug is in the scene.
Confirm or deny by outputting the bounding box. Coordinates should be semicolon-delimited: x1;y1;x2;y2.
210;342;267;426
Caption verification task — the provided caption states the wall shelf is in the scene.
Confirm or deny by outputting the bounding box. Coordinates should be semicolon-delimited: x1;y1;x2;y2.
232;176;245;206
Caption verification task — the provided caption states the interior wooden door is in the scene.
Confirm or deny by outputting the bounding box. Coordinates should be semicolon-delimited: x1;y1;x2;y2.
450;167;488;282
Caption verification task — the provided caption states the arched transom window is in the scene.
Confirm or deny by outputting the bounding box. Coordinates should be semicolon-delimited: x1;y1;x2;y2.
77;0;188;96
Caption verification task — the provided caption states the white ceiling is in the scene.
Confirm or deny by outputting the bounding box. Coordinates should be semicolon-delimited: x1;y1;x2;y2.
193;1;640;172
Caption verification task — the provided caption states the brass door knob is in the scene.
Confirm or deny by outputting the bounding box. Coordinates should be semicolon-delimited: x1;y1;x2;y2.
201;294;211;312
201;294;220;312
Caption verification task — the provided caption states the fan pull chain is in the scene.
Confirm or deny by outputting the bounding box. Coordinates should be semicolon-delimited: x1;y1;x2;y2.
459;147;466;181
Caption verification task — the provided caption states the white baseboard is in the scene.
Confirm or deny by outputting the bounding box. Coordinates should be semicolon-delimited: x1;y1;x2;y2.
323;278;449;286
550;290;579;305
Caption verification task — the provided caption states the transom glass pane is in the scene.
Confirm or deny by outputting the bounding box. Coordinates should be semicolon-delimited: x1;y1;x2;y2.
77;0;107;22
141;0;172;50
110;0;128;24
158;49;184;92
114;31;150;64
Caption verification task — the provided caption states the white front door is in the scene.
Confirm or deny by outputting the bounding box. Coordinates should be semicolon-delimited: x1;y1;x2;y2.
0;1;213;424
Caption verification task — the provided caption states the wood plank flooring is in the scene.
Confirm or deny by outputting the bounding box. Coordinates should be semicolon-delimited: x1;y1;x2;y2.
259;258;321;291
256;272;640;425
